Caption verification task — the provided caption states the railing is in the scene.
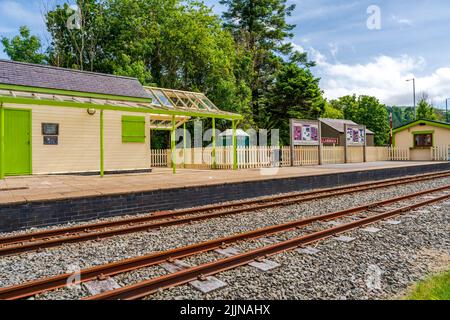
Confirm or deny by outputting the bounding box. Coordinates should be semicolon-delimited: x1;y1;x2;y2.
388;147;410;161
151;146;416;169
431;145;450;161
150;149;169;167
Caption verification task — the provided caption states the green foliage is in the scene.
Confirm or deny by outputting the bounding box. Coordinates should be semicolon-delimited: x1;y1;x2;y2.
388;106;415;128
46;0;106;71
264;62;325;145
330;95;389;146
416;98;437;120
1;26;46;64
220;0;299;126
406;270;450;300
4;1;328;143
322;102;344;119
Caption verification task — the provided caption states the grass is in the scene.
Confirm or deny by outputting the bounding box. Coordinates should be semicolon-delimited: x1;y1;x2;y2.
406;270;450;300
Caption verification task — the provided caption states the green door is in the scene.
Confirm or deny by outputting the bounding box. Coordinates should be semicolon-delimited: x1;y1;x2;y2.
4;109;31;175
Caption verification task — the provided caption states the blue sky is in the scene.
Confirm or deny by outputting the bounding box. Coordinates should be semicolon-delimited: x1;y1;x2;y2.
1;0;450;107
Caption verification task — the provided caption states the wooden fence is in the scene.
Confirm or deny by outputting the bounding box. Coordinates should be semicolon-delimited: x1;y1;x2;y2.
432;145;450;161
151;146;421;169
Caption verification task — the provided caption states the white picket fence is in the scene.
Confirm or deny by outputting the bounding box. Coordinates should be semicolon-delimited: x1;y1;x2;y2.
150;146;427;169
431;145;450;161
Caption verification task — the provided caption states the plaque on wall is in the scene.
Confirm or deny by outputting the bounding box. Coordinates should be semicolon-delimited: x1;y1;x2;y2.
42;123;59;135
43;136;58;145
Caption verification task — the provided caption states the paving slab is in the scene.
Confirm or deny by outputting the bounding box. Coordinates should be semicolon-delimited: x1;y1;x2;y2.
0;161;443;205
189;277;227;294
361;227;381;233
297;247;321;255
215;247;241;257
383;219;402;225
249;259;281;271
160;260;192;273
83;278;121;295
335;235;356;243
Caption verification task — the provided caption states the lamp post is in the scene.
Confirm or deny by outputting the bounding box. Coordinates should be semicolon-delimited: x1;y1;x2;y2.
406;78;416;118
446;98;449;123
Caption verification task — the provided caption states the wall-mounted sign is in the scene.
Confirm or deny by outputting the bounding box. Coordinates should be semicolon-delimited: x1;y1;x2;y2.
42;123;59;135
290;119;320;146
321;137;339;145
346;125;366;146
43;136;58;145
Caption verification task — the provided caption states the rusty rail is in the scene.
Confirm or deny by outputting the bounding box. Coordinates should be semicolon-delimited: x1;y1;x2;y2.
1;185;448;300
86;191;450;300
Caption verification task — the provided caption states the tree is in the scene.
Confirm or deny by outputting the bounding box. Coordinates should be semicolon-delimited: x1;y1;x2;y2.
46;0;106;71
330;95;389;146
322;102;344;119
220;0;297;126
44;0;248;117
1;26;47;64
416;98;437;120
264;62;325;145
388;106;415;128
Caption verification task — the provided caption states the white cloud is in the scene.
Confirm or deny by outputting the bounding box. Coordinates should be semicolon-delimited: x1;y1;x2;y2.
0;1;44;29
310;50;450;106
391;15;413;28
291;42;305;53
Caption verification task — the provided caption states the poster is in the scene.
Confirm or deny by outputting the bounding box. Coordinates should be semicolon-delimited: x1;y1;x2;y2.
346;126;366;145
290;120;320;146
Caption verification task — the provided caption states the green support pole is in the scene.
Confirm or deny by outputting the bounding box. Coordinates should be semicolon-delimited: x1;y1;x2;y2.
183;122;187;169
0;105;4;179
212;117;216;169
171;116;176;174
232;119;238;170
100;110;104;177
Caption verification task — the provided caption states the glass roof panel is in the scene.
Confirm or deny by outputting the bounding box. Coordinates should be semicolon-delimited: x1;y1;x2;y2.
152;89;174;108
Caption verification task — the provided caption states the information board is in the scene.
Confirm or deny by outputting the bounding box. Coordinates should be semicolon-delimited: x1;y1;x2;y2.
290;119;320;146
346;125;366;146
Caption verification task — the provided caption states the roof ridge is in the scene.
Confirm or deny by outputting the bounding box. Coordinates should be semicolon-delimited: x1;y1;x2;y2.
0;59;138;81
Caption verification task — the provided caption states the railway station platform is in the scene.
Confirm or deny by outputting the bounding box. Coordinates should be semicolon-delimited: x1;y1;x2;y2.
0;161;449;232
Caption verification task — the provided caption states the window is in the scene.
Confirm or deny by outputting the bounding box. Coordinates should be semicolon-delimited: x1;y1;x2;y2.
414;133;433;147
122;116;146;143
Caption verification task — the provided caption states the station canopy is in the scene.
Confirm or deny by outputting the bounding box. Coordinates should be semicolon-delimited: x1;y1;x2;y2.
0;86;240;131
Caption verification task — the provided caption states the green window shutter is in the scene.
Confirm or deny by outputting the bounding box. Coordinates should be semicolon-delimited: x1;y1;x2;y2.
122;116;146;143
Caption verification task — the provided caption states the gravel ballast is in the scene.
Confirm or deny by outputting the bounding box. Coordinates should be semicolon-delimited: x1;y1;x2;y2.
0;177;448;300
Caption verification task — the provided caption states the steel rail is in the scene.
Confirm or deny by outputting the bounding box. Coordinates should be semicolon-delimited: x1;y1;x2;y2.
1;171;449;257
1;170;448;247
85;191;450;300
1;185;448;300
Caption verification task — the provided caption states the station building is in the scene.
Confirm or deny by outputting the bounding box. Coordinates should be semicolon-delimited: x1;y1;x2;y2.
393;119;450;161
0;60;240;177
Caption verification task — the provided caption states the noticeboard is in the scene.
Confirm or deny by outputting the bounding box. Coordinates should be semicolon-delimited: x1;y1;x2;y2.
346;125;366;146
290;119;320;146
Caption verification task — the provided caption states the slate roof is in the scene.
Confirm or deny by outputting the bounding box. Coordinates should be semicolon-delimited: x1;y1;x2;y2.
320;118;375;134
0;59;152;100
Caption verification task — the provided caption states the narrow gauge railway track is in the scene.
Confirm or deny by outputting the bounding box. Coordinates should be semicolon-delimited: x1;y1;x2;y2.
0;171;449;257
1;184;448;300
87;187;450;300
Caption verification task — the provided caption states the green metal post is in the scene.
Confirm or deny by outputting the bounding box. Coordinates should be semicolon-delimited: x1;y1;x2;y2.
0;105;4;179
232;119;238;170
100;110;104;177
183;122;187;168
171;116;176;174
212;117;216;169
